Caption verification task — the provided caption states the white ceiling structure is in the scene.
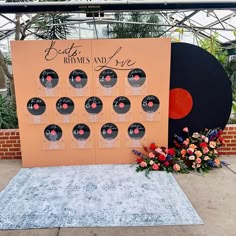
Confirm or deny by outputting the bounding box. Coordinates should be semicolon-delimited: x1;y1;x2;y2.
1;0;236;52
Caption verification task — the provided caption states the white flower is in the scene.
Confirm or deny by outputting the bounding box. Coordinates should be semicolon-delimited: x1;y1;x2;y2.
204;156;210;161
192;132;200;138
149;160;154;165
204;137;209;143
189;155;195;160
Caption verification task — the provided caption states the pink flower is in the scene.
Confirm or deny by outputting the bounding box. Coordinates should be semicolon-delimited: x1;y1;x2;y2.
196;157;202;164
148;152;155;158
152;164;159;170
173;164;181;172
140;161;147;168
203;147;209;154
183;127;189;132
183;140;189;146
155;148;163;154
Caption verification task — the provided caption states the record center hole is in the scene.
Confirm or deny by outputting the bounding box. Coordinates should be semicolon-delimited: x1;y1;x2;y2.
119;102;125;108
75;76;81;82
62;103;68;109
134;128;139;134
105;75;111;82
78;130;84;135
148;101;153;107
46;75;52;82
134;75;140;81
33;104;39;110
107;128;112;134
51;130;56;135
91;103;97;109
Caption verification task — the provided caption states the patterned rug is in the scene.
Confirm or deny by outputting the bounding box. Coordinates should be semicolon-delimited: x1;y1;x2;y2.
0;165;203;229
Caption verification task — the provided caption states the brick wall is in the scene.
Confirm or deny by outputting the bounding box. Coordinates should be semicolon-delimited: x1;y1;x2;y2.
0;129;21;159
0;125;236;159
219;124;236;155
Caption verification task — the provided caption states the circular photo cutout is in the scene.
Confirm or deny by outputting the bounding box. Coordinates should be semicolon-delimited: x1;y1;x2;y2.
44;124;62;142
27;97;46;115
128;123;145;140
127;68;146;87
69;69;88;88
73;124;90;141
39;69;59;88
56;97;74;115
85;96;103;114
99;69;117;88
101;123;118;140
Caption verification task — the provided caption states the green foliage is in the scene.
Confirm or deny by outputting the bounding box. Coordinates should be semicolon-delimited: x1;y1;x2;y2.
4;55;12;66
33;13;71;40
0;96;18;129
109;12;163;38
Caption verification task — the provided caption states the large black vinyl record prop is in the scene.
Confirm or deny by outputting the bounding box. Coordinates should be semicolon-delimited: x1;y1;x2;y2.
169;43;232;147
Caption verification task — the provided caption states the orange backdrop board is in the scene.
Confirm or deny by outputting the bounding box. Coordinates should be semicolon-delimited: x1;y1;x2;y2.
10;38;171;167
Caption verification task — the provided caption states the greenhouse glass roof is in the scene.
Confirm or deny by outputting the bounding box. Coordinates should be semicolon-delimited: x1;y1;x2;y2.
1;0;236;50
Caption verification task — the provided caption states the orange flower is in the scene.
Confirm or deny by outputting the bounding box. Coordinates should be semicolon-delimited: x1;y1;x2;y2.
209;141;216;149
214;158;221;167
180;149;187;157
194;150;202;158
189;144;197;149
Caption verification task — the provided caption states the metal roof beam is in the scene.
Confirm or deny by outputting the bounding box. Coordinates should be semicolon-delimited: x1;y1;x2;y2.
204;11;236;28
1;1;236;14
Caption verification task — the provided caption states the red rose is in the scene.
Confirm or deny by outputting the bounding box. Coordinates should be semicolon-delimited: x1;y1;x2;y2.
187;149;193;155
149;143;157;150
219;137;225;144
164;161;169;166
167;148;175;156
158;154;166;162
152;164;159;170
169;160;174;165
136;158;143;164
199;142;207;148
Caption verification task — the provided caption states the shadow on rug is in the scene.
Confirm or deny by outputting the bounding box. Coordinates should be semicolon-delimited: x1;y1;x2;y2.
0;165;203;229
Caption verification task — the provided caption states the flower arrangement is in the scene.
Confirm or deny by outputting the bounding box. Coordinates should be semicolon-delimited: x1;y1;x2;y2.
132;127;226;176
132;143;189;177
173;127;225;173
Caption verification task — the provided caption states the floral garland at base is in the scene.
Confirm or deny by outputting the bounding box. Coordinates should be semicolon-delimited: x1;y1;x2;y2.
173;127;224;173
132;127;225;176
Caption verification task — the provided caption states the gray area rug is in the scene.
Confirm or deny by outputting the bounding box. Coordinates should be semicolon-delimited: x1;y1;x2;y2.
0;165;203;229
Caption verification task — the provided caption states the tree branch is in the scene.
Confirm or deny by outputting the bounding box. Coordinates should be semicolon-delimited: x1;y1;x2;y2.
0;50;13;80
